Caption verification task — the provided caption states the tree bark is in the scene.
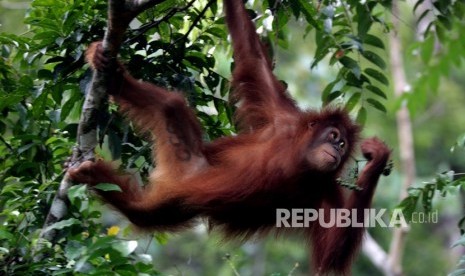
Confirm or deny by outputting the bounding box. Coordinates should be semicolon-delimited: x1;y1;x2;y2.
385;1;416;275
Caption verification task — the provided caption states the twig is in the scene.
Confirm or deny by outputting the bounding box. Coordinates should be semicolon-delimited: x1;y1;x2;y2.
0;135;14;153
174;0;216;44
127;0;197;44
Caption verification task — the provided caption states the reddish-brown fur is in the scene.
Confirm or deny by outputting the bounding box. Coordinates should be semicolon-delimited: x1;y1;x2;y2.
68;1;390;275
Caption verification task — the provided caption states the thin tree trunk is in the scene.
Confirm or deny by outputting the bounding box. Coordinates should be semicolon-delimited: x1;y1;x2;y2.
386;1;416;275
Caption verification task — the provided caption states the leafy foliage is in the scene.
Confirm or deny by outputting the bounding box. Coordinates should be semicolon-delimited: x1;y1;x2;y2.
397;134;465;274
0;0;241;273
306;0;390;124
409;0;465;115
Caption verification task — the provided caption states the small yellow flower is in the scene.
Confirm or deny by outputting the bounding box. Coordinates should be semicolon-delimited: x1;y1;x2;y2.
107;226;120;236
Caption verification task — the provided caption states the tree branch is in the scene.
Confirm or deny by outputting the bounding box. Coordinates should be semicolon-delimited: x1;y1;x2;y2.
175;0;216;44
362;232;391;275
36;0;166;255
127;0;197;44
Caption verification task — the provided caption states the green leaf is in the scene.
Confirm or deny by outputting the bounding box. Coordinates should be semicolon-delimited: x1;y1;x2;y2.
345;92;361;112
289;0;302;18
158;21;171;40
321;80;338;102
26;18;60;32
420;34;435;64
367;98;387;112
312;37;331;68
68;184;88;206
362;50;386;69
438;14;452;30
0;229;14;240
416;9;431;25
357;4;372;38
37;69;53;80
364;34;385;49
424;21;434;38
396;195;419;222
298;0;320;29
365;85;387;99
433;0;449;14
61;90;82;121
44;218;80;232
94;183;123;192
155;232;170;245
325;90;342;105
413;0;425;12
428;67;441;91
343;35;363;52
365;68;389;85
459;215;465;230
344;71;364;87
185;50;214;70
339;56;361;79
32;95;48;120
274;6;290;29
356;106;367;126
31;0;65;7
206;27;226;39
436;24;447;43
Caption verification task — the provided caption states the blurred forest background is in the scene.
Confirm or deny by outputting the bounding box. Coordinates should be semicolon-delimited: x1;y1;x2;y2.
1;0;465;275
